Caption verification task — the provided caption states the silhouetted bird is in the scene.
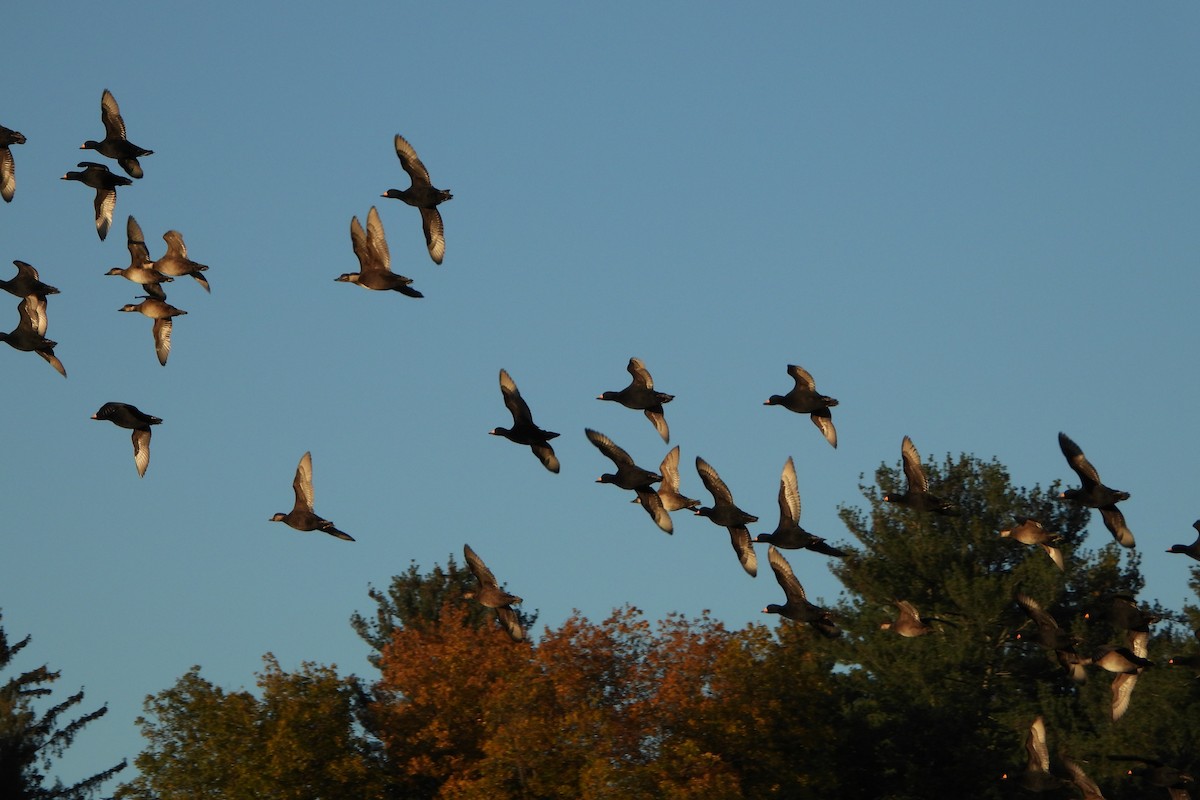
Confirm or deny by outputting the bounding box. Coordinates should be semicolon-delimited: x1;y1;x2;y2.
463;544;526;642
1167;520;1200;561
754;456;845;556
335;206;421;297
597;357;674;442
0;296;65;377
584;428;670;533
0;123;26;202
119;296;186;366
382;133;452;264
883;435;959;515
1;261;59;300
763;546;840;637
694;456;758;577
269;451;354;541
1000;519;1064;570
1058;432;1135;547
489;369;560;473
764;364;838;448
61;162;131;240
1014;592;1078;652
153;230;211;292
91;402;161;478
80;89;153;179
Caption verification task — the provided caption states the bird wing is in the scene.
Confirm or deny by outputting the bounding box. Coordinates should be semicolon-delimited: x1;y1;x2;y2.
36;349;66;378
495;606;526;642
292;451;315;513
420;207;445;265
152;318;172;366
659;446;682;492
94;188;117;241
643;408;669;443
768;546;809;601
585;428;635;468
131;429;151;478
811;408;837;448
464;543;500;589
498;369;535;426
1099;505;1135;548
1015;593;1059;632
627;356;654;389
0;147;14;203
1062;757;1106;799
100;89;128;139
787;364;817;391
162;230;187;258
1026;716;1050;773
634;486;673;533
896;600;923;625
126;215;151;263
1058;432;1101;488
393;133;432;186
530;442;560;473
695;456;734;505
365;206;392;273
731;526;757;576
348;214;370;272
18;295;48;336
777;456;801;526
900;436;928;493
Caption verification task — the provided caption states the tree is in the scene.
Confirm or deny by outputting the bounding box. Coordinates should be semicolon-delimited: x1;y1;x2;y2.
823;450;1194;799
115;656;388;800
0;611;126;800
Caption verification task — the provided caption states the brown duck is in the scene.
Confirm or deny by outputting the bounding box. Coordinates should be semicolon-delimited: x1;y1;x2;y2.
269;451;354;541
463;543;525;642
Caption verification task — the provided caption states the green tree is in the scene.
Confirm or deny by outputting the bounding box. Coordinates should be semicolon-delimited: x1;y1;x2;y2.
0;611;126;800
115;656;388;800
824;450;1184;799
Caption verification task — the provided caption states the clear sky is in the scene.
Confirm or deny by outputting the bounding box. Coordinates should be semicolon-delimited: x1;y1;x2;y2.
2;2;1198;789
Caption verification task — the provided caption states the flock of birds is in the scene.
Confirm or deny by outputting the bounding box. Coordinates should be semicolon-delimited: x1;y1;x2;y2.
4;91;1200;798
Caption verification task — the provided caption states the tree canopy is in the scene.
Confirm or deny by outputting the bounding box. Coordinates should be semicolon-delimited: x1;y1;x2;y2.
116;452;1200;799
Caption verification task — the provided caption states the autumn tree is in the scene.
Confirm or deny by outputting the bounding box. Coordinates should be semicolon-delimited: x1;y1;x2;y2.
115;656;388;800
0;611;126;800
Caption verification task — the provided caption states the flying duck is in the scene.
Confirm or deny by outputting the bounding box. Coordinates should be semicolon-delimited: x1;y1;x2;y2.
335;206;421;297
269;451;354;541
489;369;560;473
382;133;452;264
118;296;186;366
584;428;670;533
883;435;959;515
80;89;154;178
694;456;759;577
463;543;526;642
764;364;838;448
91;402;161;478
753;456;845;556
61;161;131;240
1058;432;1134;547
597;357;674;442
763;546;839;637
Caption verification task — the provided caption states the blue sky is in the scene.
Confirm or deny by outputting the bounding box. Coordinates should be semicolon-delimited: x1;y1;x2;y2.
3;2;1198;788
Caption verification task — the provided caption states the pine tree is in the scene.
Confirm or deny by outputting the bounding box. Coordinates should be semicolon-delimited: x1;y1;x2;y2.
0;611;126;800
